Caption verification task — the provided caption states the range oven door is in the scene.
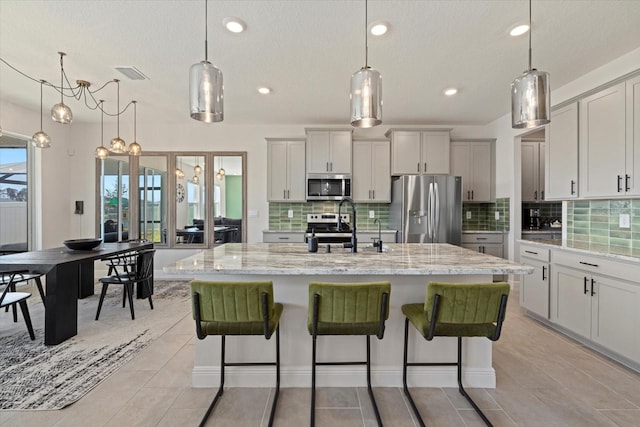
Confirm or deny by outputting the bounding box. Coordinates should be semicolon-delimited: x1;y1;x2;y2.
306;174;351;201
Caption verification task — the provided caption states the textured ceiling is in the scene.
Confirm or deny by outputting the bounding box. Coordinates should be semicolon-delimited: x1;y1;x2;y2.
1;0;640;127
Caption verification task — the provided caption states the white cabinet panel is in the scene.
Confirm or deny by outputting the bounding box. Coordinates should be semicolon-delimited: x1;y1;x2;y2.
520;258;550;319
551;265;591;338
451;141;494;202
266;139;306;202
626;75;640;196
306;130;352;174
546;103;578;199
352;139;390;202
387;129;450;175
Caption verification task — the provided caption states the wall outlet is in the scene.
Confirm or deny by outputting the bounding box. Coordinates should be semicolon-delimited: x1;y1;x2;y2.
466;211;472;220
287;209;294;218
495;211;500;220
619;213;630;228
369;210;375;219
248;210;259;218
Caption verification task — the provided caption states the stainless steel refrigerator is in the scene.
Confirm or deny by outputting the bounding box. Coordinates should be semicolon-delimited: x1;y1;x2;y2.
389;175;462;244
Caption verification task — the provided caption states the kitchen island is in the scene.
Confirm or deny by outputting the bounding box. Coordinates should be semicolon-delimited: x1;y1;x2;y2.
164;243;533;388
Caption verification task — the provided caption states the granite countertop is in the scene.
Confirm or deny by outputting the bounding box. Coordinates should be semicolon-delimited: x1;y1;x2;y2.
462;230;508;234
517;239;640;263
163;243;533;276
521;229;562;234
263;229;398;233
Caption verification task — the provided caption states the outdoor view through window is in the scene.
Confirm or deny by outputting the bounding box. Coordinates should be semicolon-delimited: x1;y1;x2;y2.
0;135;28;253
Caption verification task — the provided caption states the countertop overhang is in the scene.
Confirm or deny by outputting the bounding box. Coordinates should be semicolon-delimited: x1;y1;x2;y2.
163;243;533;276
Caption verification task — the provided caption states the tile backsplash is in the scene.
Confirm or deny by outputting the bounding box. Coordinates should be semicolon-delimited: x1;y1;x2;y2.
462;198;510;231
567;199;640;250
269;202;390;230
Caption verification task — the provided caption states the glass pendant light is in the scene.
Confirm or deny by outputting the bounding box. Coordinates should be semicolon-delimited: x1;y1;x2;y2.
511;0;550;129
350;0;382;128
192;174;199;184
194;156;202;175
128;101;142;156
109;79;127;153
51;52;73;124
32;80;51;148
189;0;224;122
95;100;109;159
176;157;185;179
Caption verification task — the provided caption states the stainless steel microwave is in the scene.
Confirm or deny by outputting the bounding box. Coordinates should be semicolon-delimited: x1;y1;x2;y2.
306;174;351;201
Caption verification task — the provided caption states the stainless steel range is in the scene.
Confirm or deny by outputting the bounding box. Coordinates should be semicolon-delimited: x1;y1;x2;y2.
305;213;352;244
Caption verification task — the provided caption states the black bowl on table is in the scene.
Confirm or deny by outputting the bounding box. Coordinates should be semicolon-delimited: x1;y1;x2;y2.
63;238;103;251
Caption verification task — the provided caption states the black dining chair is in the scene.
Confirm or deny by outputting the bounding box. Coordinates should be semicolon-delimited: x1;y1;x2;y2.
96;249;155;320
1;271;46;324
0;271;36;340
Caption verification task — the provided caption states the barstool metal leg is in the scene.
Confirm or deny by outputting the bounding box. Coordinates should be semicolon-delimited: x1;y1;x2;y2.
366;335;383;427
267;325;280;427
402;318;426;427
311;331;317;427
199;335;226;427
456;337;493;427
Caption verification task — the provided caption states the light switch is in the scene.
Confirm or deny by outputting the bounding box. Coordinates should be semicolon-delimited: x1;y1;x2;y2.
369;210;375;219
495;211;500;220
248;210;259;218
466;211;472;220
287;209;294;218
619;213;630;228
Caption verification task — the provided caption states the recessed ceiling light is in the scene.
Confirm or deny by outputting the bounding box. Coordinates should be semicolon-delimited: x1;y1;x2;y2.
223;17;246;33
509;24;530;37
444;88;458;96
369;21;389;36
257;86;271;95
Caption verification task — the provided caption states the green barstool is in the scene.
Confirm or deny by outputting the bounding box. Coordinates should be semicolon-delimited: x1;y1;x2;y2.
308;281;390;427
190;280;283;427
402;282;510;427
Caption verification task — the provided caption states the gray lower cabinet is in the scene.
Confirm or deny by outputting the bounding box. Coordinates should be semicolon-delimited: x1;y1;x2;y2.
519;244;550;319
262;232;306;243
461;232;505;281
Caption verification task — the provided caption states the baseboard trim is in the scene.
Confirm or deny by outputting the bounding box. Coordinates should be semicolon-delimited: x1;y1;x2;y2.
192;365;496;388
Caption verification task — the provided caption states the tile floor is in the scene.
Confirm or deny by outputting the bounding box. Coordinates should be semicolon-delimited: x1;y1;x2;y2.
2;285;640;427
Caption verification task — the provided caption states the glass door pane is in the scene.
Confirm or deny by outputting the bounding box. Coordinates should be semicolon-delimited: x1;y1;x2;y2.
139;155;167;244
100;157;130;242
213;155;243;245
0;137;28;253
176;155;205;245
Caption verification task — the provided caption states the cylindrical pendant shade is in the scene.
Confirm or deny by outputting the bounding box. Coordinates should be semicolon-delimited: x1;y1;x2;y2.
190;60;224;122
32;131;51;148
128;141;142;156
511;69;550;129
350;67;382;128
51;102;73;124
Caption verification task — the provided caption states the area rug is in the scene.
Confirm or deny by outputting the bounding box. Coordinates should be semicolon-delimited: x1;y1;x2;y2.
0;279;192;410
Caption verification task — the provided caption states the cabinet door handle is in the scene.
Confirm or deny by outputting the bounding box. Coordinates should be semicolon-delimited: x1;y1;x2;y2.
278;237;290;240
618;175;623;192
372;189;375;199
467;190;470;200
330;162;333;171
541;190;544;200
583;277;588;295
283;190;286;199
571;180;576;195
287;190;290;199
417;162;420;173
471;190;474;200
579;261;599;268
476;237;488;240
369;190;371;199
590;278;596;296
542;265;547;281
524;250;538;255
626;174;631;192
424;162;427;173
534;190;538;200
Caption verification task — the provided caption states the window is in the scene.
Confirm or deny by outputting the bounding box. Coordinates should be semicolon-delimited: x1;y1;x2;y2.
99;157;130;242
138;155;167;244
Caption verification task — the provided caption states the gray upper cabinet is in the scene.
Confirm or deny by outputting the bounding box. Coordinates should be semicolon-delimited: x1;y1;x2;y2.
522;141;545;202
266;138;306;202
352;139;391;202
450;140;495;202
305;129;352;174
545;102;578;200
579;82;626;198
385;129;451;175
626;75;640;196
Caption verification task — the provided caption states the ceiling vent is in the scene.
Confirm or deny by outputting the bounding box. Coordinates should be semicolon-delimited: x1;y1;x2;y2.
114;66;149;80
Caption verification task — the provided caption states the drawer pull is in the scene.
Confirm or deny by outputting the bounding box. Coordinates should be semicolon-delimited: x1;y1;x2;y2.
524;250;538;255
476;237;488;241
579;261;599;268
278;237;290;240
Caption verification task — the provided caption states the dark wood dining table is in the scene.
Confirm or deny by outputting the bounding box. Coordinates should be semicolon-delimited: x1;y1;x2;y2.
0;241;153;345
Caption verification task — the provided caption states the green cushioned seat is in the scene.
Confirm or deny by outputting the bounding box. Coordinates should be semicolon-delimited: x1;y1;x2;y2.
307;281;390;336
191;280;282;336
402;282;509;338
401;282;510;427
189;280;282;427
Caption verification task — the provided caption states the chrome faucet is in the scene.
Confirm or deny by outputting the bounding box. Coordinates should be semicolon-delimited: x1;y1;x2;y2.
338;196;357;253
373;218;383;252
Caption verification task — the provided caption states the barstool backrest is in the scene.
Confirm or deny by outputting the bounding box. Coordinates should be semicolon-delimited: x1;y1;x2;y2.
190;280;275;323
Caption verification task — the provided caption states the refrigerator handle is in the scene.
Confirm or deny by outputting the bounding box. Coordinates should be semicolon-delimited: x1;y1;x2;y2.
427;183;433;239
434;182;440;242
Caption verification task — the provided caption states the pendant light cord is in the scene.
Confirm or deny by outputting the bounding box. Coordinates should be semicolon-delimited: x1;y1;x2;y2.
39;80;45;129
204;0;208;62
364;0;368;68
100;100;104;146
115;79;120;137
59;53;64;103
528;0;532;71
133;101;137;141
